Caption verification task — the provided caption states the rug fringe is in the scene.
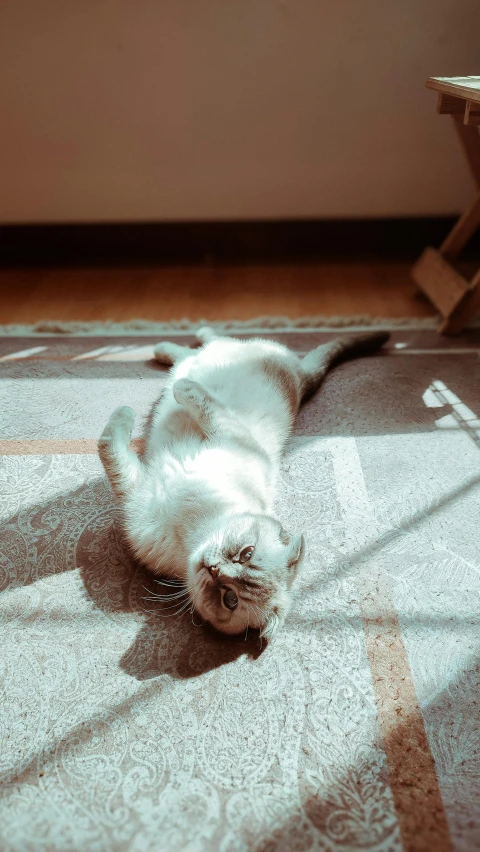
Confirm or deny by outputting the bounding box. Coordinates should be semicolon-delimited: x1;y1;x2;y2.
0;314;459;336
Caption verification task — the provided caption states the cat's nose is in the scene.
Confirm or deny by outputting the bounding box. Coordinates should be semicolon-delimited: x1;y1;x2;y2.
207;565;219;579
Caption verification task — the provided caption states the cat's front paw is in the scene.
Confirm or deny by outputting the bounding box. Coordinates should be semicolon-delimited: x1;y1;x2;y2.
99;406;136;446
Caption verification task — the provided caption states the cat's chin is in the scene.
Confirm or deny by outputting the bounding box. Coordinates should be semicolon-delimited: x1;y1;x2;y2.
190;587;247;636
190;572;262;637
206;619;252;637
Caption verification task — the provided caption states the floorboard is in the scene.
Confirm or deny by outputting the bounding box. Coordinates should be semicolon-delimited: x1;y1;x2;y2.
0;262;436;323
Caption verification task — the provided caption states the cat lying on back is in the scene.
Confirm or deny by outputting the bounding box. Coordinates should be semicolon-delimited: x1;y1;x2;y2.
99;326;389;640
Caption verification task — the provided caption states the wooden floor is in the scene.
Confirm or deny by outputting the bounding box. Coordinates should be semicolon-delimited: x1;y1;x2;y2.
0;261;436;323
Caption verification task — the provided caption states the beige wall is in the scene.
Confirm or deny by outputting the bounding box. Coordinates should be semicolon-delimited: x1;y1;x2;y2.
1;0;479;223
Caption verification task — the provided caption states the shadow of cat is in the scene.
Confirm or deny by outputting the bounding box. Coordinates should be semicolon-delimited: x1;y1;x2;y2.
0;475;263;681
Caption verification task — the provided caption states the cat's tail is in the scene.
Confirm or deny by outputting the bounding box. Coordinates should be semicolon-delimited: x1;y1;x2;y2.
300;330;390;402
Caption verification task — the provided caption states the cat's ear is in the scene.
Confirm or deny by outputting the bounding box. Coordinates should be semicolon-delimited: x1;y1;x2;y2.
286;533;305;581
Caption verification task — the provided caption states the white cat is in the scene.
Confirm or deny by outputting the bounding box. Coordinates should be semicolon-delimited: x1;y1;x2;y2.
99;326;389;640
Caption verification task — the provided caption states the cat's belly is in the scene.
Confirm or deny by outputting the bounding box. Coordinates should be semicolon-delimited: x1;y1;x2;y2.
146;407;203;460
134;449;268;578
159;445;271;514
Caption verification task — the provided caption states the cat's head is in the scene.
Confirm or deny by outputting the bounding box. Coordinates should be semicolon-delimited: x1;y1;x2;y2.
187;513;305;640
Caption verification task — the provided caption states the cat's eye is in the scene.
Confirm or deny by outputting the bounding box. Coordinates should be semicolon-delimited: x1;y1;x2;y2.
239;546;255;562
223;588;238;610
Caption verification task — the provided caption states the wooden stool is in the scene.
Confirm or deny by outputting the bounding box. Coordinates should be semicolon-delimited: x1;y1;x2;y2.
411;76;480;334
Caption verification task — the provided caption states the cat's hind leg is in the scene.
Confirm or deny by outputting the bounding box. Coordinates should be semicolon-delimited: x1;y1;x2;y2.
195;326;221;345
173;378;261;452
153;342;192;366
173;379;224;439
300;331;389;402
98;406;143;501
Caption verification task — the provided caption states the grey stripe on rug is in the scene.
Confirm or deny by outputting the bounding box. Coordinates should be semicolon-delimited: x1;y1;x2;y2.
1;329;479;852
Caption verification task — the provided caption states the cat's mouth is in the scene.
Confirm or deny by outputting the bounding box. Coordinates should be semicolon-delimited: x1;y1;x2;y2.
200;561;219;579
193;565;242;624
199;565;239;611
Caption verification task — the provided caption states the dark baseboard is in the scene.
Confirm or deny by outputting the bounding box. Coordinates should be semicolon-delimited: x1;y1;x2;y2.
1;217;478;267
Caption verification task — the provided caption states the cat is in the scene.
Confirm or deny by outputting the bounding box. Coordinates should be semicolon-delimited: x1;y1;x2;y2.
98;326;389;640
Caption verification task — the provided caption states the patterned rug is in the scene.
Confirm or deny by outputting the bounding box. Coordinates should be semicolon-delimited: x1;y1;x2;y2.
1;328;479;852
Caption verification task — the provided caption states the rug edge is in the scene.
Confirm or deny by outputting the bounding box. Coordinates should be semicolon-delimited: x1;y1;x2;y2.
0;315;453;336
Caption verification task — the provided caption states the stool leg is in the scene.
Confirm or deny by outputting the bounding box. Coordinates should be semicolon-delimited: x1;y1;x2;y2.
452;116;480;188
440;190;480;260
440;268;480;334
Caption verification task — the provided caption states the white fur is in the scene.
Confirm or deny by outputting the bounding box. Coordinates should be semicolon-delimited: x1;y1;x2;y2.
98;327;388;638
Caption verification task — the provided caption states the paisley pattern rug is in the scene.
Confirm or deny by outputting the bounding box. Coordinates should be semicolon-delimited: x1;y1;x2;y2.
1;329;479;852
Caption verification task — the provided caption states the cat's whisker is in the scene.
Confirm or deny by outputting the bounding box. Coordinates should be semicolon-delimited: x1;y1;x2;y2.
141;602;191;620
245;605;251;641
142;596;189;605
145;584;187;593
142;593;192;613
155;600;193;618
141;604;166;615
143;586;189;601
169;598;195;623
189;590;205;627
251;602;267;629
158;598;193;612
142;583;185;599
143;589;189;601
251;603;269;649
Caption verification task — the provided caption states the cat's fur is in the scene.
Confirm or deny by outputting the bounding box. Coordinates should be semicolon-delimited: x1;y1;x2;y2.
99;327;389;640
